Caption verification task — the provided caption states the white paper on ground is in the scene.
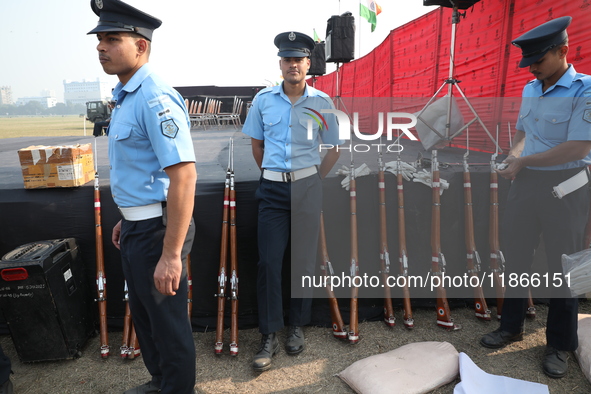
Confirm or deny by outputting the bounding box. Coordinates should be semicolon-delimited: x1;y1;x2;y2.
453;352;549;394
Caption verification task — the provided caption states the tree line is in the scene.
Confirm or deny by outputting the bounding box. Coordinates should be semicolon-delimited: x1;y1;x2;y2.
0;102;87;116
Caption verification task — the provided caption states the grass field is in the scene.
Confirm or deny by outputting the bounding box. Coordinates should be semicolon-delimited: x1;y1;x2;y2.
0;115;94;139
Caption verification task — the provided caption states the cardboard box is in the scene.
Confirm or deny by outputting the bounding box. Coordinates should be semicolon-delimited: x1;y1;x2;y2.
18;144;94;189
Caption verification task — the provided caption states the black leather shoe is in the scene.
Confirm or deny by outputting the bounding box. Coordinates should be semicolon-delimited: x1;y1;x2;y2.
285;326;305;355
123;381;160;393
480;327;523;349
253;333;279;372
543;346;568;378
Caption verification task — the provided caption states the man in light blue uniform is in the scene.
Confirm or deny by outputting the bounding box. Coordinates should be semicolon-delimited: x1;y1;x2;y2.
480;16;591;379
243;31;342;372
88;1;197;393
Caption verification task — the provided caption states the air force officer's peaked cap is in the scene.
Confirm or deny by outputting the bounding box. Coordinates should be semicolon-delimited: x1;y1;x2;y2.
87;0;162;41
512;16;572;68
274;32;315;57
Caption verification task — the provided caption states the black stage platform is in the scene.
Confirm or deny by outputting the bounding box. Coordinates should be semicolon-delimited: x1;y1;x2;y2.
0;127;518;331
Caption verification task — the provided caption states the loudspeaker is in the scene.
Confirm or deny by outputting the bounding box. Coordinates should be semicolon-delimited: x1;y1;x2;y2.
0;238;94;362
423;0;481;9
308;42;326;76
325;12;355;63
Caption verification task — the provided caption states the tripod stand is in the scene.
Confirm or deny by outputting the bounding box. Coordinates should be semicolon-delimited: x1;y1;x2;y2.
416;2;500;152
333;62;351;118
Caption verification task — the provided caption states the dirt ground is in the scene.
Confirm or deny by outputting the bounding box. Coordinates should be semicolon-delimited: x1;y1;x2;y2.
2;300;591;394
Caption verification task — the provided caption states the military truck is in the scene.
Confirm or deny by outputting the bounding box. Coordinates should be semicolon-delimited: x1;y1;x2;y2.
86;100;111;123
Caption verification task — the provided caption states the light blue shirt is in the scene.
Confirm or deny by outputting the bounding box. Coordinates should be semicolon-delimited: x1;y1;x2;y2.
108;64;196;207
242;83;343;172
516;64;591;170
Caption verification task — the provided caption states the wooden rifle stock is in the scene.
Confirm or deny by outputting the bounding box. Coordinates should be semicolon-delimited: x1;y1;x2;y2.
396;158;414;329
127;323;140;359
228;142;239;356
318;212;347;339
348;161;360;344
94;168;109;358
214;145;231;355
377;160;396;327
463;158;491;320
120;280;141;359
526;288;536;319
431;150;460;330
489;158;505;320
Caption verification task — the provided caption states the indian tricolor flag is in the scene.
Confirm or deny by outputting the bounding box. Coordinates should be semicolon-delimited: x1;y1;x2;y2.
360;0;382;32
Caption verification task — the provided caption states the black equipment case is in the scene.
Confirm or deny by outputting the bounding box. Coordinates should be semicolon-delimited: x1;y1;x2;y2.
325;12;356;63
0;238;94;362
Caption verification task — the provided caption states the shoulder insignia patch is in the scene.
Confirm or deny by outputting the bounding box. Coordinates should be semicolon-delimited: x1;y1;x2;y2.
584;109;591;124
161;119;179;138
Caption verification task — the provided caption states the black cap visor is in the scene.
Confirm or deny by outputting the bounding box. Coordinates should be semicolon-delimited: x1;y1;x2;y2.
88;22;153;41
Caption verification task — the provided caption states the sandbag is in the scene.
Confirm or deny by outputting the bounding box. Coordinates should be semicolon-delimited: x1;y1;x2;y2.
338;341;459;394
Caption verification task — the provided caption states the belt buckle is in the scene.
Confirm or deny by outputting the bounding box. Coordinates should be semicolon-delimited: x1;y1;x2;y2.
283;172;291;182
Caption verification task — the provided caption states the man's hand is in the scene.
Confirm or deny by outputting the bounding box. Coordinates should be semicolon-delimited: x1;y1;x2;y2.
154;256;182;296
496;155;524;179
112;220;122;250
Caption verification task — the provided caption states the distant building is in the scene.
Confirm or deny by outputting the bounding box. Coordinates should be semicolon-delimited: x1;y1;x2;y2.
16;95;58;109
63;78;112;106
0;86;13;105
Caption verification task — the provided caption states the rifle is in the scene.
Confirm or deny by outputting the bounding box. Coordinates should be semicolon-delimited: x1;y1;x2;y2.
526;288;536;319
431;150;461;330
463;137;491;321
121;280;141;359
348;147;360;344
318;211;347;339
507;122;536;320
396;152;414;329
121;280;131;358
187;254;193;318
215;139;231;355
93;138;109;358
229;139;239;356
377;151;396;327
126;324;140;359
489;126;506;320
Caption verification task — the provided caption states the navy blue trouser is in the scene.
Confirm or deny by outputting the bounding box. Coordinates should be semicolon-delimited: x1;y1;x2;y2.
120;210;195;394
255;174;322;334
500;168;589;351
0;345;10;385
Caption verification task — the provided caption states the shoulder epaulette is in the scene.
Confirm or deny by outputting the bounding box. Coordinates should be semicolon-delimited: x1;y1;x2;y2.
575;74;591;87
257;86;275;96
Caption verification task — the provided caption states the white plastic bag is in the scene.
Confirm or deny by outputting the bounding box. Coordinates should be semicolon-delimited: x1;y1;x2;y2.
561;249;591;297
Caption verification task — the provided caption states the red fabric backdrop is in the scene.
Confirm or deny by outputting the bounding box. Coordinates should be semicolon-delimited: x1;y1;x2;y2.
310;0;591;152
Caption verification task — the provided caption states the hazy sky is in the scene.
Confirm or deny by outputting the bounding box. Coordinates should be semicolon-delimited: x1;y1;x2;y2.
0;0;437;102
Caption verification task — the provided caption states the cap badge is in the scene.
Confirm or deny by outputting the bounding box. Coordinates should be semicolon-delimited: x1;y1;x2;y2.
288;32;296;41
95;0;103;9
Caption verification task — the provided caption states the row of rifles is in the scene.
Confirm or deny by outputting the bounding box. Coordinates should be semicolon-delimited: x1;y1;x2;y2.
93;139;140;359
92;139;194;359
91;132;536;358
323;127;535;344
